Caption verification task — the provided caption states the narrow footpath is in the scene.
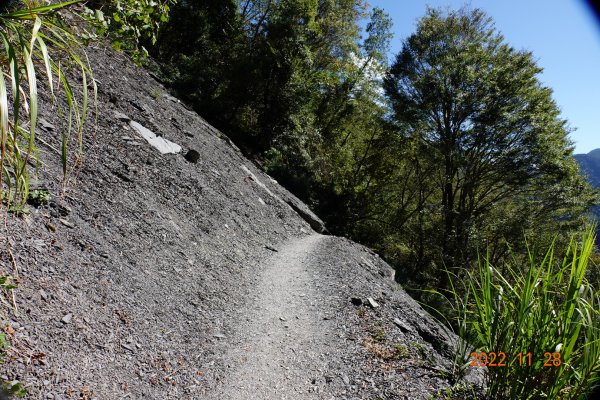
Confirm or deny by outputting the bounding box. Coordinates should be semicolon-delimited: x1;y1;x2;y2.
209;234;334;399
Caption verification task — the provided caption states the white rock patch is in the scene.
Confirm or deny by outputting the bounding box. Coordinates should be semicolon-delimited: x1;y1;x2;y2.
130;121;182;154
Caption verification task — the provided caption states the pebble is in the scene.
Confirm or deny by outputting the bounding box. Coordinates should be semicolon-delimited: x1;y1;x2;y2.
113;111;131;122
393;318;412;333
61;314;73;324
59;219;75;229
367;297;380;308
350;297;362;306
121;343;134;351
39;119;55;131
342;374;350;385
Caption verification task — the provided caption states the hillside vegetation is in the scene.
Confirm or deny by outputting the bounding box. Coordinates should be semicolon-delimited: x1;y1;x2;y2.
1;1;599;399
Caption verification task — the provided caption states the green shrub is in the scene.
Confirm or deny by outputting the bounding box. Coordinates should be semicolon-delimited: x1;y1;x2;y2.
452;228;600;399
27;189;50;206
84;0;175;63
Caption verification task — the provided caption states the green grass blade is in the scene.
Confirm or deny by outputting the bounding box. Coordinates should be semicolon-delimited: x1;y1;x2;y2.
0;0;82;19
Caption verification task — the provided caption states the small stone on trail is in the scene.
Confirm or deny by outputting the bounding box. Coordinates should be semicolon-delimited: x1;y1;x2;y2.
113;111;131;122
213;333;226;339
39;289;48;301
342;374;350;385
59;219;75;229
279;317;287;321
50;200;71;217
184;149;201;164
367;297;380;308
61;314;73;324
350;297;363;306
121;343;134;352
39;118;55;131
393;318;412;333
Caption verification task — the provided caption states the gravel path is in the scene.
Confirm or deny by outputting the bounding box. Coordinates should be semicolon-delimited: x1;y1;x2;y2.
210;234;330;399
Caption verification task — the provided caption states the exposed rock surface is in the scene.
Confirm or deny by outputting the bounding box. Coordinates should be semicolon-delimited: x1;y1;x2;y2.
0;45;479;399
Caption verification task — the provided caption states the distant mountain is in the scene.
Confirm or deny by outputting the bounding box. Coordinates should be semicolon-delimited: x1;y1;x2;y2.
575;148;600;222
575;148;600;188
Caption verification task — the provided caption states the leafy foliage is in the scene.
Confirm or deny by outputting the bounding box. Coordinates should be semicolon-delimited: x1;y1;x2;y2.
0;330;26;396
153;0;393;201
451;229;600;399
0;0;94;209
27;189;50;206
381;7;598;290
85;0;175;62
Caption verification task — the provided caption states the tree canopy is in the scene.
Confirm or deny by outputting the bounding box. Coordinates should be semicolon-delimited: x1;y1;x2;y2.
380;7;597;286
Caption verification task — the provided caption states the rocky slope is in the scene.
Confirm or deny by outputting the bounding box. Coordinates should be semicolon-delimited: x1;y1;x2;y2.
0;44;479;399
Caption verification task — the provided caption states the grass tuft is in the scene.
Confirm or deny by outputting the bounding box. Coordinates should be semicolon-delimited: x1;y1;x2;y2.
449;227;600;399
0;0;95;209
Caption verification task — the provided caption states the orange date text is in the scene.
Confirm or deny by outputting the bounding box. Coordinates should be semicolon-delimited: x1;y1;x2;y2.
468;351;561;367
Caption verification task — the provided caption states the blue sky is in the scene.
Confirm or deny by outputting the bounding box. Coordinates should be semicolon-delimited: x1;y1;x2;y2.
367;0;600;154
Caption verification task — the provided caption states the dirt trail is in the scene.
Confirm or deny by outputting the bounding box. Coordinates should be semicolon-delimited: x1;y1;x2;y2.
209;234;333;399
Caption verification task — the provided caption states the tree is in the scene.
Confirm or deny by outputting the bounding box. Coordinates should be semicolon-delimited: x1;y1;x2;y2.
153;0;394;203
383;7;597;286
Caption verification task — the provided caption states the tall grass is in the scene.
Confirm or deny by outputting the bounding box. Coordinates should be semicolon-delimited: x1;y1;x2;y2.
0;0;94;209
454;227;600;399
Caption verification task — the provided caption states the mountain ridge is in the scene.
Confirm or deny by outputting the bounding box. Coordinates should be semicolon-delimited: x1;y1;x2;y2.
575;149;600;225
575;148;600;188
